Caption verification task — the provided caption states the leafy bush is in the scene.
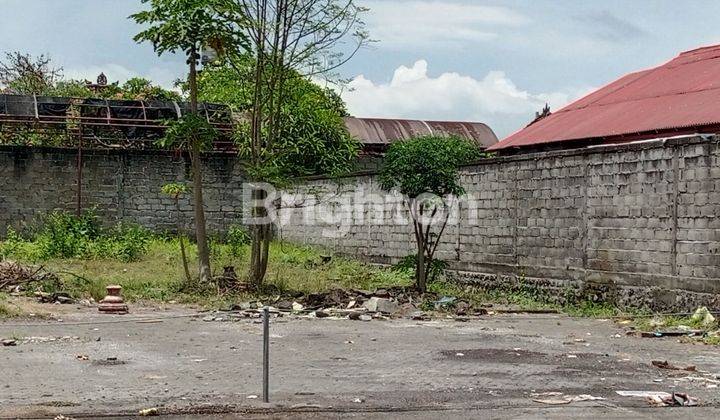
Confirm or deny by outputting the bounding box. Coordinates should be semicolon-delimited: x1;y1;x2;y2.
393;254;448;283
226;225;251;257
36;211;100;259
2;211;152;262
0;228;24;259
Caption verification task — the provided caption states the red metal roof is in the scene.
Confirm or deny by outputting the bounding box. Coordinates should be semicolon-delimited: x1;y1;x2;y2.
490;44;720;151
344;117;498;149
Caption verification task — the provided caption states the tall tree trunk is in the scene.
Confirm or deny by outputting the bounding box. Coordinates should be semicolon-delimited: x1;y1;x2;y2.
188;46;211;283
413;220;427;293
249;187;271;287
175;196;192;284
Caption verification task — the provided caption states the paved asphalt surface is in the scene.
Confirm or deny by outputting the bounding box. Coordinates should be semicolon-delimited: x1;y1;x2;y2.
1;305;720;419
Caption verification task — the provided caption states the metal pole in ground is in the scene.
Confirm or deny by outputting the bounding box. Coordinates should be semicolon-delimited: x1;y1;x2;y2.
262;306;270;403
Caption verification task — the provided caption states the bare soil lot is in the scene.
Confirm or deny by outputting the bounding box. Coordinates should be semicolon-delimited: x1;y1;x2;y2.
2;305;720;419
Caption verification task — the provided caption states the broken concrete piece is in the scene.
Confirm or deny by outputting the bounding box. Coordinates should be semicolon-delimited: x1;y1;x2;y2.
691;306;716;327
363;297;398;314
314;310;330;318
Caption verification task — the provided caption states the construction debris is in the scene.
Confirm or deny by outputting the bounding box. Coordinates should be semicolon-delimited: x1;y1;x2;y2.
691;307;716;327
0;261;58;291
531;392;605;405
651;360;697;372
616;391;697;407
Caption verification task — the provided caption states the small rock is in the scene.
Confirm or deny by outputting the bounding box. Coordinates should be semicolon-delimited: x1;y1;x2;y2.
363;297;399;314
138;407;159;416
292;302;304;312
411;311;430;321
202;315;215;322
352;398;364;403
276;301;293;311
314;310;330;318
359;314;372;322
1;339;17;347
374;289;390;298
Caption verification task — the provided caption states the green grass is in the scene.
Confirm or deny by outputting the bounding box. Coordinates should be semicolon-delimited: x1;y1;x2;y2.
427;279;623;317
2;238;413;308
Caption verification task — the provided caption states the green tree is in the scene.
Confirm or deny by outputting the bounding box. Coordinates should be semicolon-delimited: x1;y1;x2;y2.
196;61;358;180
216;0;370;287
379;136;482;293
131;0;246;283
116;77;181;101
0;52;62;95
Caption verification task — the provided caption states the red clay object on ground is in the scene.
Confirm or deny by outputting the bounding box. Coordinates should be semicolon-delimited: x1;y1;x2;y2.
98;285;128;314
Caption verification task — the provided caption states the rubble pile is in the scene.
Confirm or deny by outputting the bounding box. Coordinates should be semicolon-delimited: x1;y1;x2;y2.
203;287;489;322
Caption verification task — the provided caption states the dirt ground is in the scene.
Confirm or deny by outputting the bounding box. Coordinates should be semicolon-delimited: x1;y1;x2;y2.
2;303;720;419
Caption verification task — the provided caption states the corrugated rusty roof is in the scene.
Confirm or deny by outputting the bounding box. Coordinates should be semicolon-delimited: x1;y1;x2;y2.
490;44;720;151
344;117;498;149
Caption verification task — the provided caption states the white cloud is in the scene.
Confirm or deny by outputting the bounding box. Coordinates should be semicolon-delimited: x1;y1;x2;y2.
342;60;592;138
365;1;529;49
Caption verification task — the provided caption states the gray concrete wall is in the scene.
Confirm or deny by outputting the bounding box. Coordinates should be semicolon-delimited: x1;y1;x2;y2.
0;146;245;234
278;136;720;310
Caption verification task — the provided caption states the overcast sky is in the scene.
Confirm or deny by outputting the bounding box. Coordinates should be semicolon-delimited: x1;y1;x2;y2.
2;0;720;138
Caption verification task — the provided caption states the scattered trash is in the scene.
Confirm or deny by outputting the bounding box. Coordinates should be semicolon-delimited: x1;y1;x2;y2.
455;352;465;357
532;392;604;405
75;354;89;361
651;360;697;372
1;339;17;347
246;395;258;399
616;391;697;407
138;407;159;416
92;357;126;366
352;398;364;403
35;291;75;304
634;330;705;338
691;306;716;327
434;296;456;309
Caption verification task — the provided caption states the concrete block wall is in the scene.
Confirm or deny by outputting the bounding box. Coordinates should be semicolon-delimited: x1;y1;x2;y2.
0;146;245;234
279;136;720;309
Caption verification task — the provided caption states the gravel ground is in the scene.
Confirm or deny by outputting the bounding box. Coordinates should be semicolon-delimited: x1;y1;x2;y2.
1;305;720;419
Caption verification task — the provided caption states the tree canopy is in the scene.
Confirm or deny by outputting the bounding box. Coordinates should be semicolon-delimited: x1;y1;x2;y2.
197;59;359;182
379;136;482;198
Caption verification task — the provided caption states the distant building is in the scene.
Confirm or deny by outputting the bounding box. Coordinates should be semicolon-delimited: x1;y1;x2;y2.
344;117;498;155
490;44;720;153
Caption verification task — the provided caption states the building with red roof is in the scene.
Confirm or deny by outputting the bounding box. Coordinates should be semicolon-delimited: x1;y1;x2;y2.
490;44;720;153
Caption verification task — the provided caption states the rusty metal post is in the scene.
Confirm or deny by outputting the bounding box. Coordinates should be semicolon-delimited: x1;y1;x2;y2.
262;306;270;403
76;132;83;216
